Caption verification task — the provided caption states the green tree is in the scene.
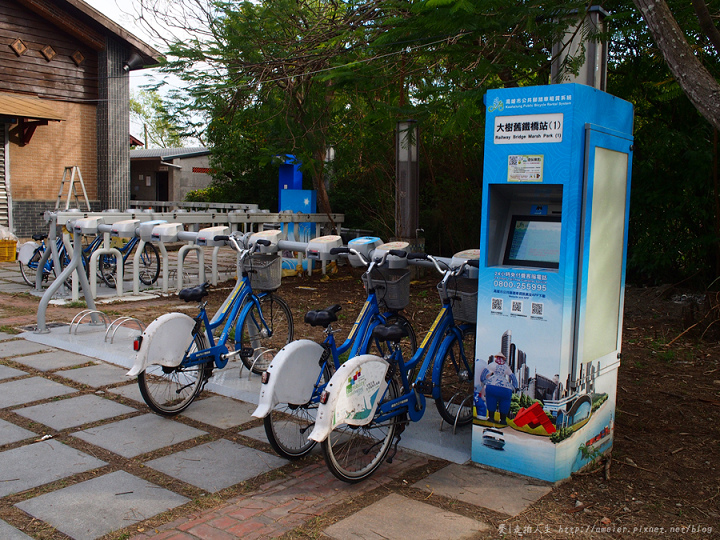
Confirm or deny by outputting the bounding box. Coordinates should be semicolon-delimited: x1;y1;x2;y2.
130;90;187;148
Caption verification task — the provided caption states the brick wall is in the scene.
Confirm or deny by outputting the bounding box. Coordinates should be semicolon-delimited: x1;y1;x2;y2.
7;101;98;202
12;200;101;239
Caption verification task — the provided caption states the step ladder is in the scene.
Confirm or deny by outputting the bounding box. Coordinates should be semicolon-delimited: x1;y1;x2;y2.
56;166;91;211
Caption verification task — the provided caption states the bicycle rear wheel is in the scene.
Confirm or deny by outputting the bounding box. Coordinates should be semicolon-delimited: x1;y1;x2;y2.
321;378;399;483
434;328;475;427
238;293;294;375
264;363;331;459
19;249;45;286
137;242;160;285
137;334;210;416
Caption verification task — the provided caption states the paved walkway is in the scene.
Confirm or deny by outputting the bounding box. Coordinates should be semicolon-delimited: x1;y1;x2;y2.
0;260;552;539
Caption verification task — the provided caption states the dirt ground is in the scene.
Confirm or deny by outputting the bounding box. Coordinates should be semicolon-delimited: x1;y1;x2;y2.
2;263;719;538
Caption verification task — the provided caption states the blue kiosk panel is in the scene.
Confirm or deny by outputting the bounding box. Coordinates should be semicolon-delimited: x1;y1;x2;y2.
473;83;633;482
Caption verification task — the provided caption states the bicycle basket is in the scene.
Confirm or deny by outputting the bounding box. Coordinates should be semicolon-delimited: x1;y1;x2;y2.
362;268;411;310
438;277;478;323
245;254;282;291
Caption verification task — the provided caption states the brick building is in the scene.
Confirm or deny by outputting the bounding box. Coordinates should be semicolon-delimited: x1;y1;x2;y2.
0;0;160;236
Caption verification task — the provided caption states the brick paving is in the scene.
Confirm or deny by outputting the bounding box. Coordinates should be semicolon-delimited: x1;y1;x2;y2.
132;456;429;540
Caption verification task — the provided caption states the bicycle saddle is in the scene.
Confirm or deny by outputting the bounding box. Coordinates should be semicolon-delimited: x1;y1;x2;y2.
178;283;210;302
304;304;342;327
32;233;47;241
371;323;408;343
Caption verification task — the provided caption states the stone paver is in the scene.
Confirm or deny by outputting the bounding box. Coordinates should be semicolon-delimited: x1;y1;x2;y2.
15;394;137;430
0;439;106;497
180;395;256;429
145;439;287;492
108;382;145;403
0;519;33;540
0;331;19;341
0;418;36;446
72;413;207;458
0;340;52;359
55;363;130;387
0;364;26;380
323;493;489;540
414;463;552;516
16;470;189;540
11;349;92;371
0;376;76;408
236;424;270;444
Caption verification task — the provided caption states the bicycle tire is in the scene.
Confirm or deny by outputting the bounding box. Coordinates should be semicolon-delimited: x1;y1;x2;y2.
99;253;118;288
19;249;45;286
137;241;161;285
264;363;332;459
137;333;210;416
434;328;475;427
238;293;294;375
321;377;399;483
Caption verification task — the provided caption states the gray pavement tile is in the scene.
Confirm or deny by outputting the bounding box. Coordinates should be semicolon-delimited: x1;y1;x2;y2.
0;418;37;446
0;332;19;342
180;395;256;429
237;424;270;444
323;493;489;540
72;413;207;458
0;377;77;408
15;394;137;430
145;438;287;492
0;340;53;359
0;364;27;380
414;463;552;516
107;382;145;403
15;470;189;540
55;363;130;388
0;519;33;540
0;439;106;497
11;350;94;371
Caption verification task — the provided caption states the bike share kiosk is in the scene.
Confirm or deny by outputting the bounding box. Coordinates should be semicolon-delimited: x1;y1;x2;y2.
472;83;633;482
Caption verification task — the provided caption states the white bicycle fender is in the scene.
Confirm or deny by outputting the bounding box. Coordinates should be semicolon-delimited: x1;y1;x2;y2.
18;241;39;265
126;313;196;377
309;354;389;443
252;339;325;418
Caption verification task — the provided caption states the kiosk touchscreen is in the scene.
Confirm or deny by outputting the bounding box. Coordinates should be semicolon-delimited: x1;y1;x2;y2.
472;83;633;482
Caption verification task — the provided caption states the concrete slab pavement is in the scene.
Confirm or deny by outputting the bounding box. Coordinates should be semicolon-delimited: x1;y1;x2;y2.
0;259;555;540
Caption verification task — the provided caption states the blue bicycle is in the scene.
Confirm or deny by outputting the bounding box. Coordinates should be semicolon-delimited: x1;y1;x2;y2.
19;232;159;289
310;252;478;482
129;232;294;415
253;246;417;459
97;235;160;288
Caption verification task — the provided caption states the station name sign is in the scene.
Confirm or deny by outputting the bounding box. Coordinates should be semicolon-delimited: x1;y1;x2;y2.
494;113;564;144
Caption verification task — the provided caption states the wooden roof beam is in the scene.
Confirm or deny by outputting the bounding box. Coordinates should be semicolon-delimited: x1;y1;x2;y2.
18;0;106;51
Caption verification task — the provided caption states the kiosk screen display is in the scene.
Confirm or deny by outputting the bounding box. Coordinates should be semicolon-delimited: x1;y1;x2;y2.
503;215;561;269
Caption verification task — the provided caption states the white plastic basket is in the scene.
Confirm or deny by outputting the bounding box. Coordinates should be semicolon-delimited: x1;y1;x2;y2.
438;277;478;323
362;268;411;310
246;254;282;291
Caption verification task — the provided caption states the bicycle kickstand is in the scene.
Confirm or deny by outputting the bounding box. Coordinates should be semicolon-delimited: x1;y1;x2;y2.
386;416;408;464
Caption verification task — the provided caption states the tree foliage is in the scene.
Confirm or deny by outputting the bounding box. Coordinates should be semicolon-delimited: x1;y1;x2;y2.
129;90;187;148
130;0;720;281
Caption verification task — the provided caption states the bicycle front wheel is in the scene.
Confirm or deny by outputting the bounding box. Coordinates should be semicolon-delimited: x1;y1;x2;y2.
238;293;294;375
321;378;399;483
435;328;475;427
137;242;160;285
264;363;331;459
99;253;118;288
137;334;210;416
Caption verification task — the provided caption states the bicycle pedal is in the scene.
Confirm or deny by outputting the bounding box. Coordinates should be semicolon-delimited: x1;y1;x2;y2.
238;347;254;358
414;380;433;394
